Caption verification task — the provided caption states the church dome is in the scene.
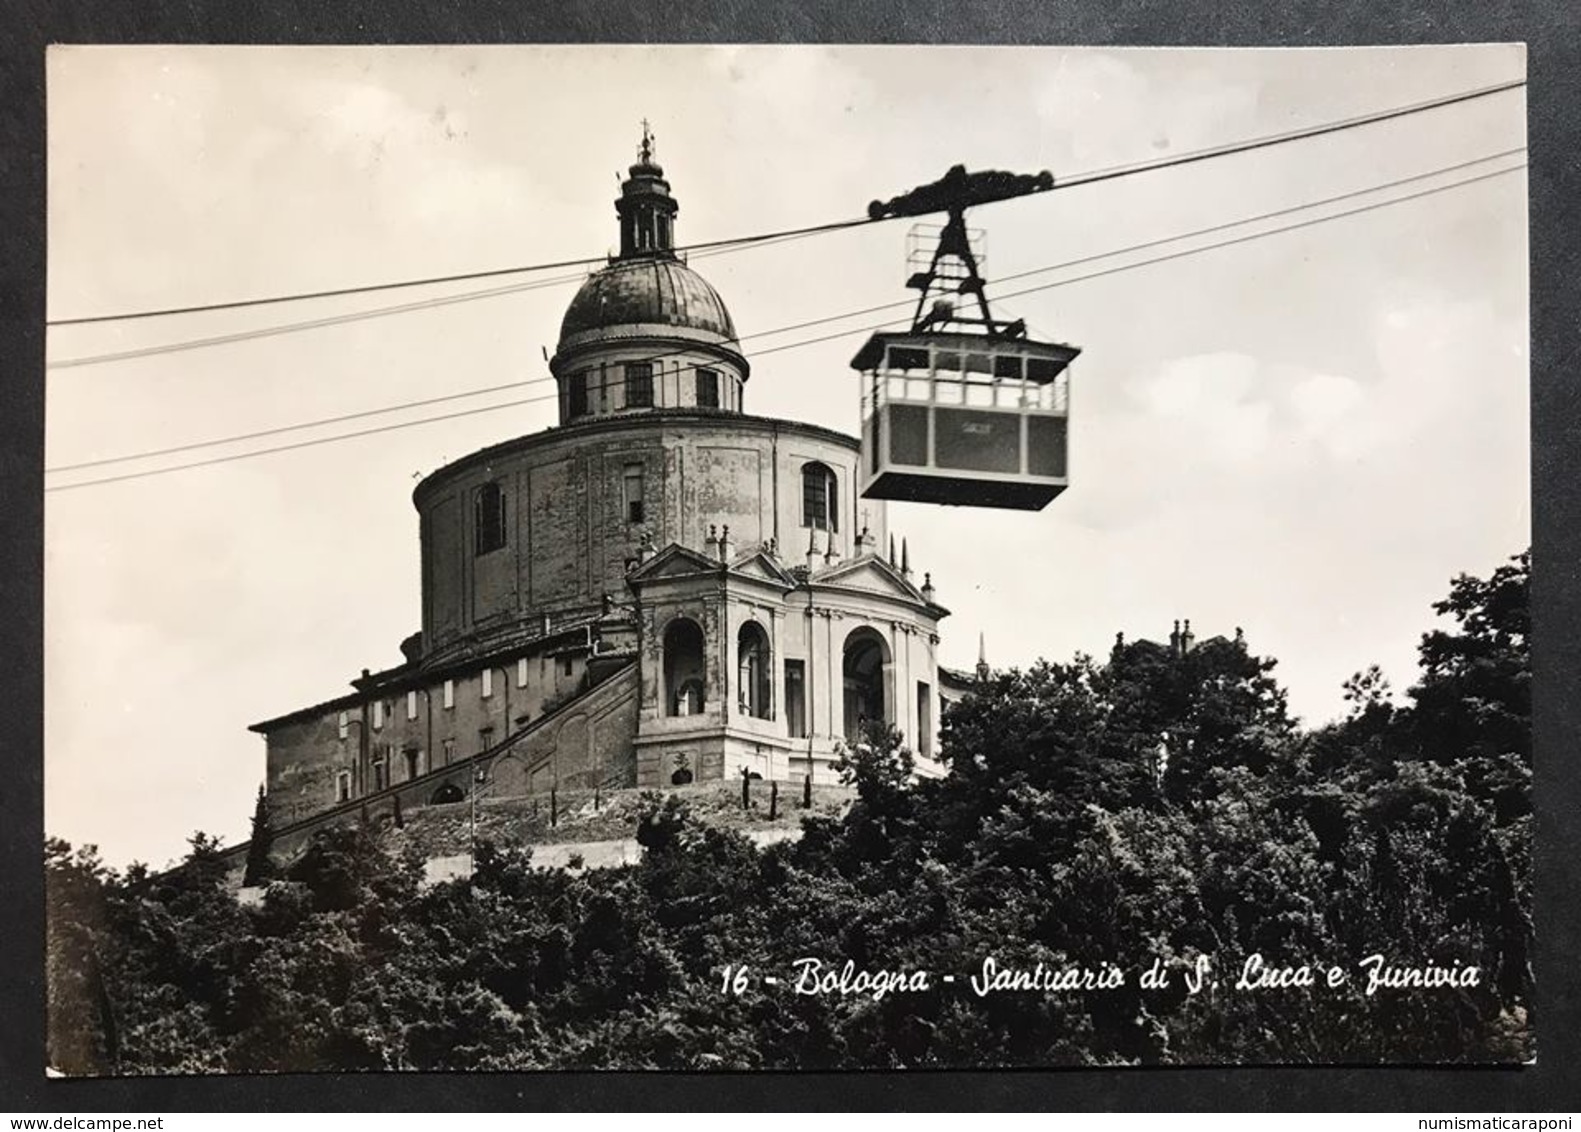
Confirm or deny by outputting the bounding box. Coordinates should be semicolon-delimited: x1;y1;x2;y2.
559;257;738;345
550;129;751;423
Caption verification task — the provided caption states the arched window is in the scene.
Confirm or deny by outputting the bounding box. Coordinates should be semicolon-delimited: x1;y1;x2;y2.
663;617;706;717
737;621;772;719
842;627;890;741
801;462;839;532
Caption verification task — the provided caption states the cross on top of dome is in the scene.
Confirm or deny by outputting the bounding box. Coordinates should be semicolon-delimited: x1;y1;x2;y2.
638;119;656;165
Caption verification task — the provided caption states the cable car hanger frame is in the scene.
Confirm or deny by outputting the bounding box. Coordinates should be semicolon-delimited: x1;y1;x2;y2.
851;164;1080;512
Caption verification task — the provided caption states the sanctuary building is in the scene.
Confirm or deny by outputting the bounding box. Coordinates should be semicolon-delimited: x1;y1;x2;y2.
251;137;965;832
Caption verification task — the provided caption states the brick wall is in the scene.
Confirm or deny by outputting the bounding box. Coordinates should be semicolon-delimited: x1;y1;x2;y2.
261;642;594;821
255;664;638;863
413;414;886;664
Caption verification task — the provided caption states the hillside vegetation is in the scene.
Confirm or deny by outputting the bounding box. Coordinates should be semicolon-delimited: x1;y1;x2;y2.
46;551;1532;1071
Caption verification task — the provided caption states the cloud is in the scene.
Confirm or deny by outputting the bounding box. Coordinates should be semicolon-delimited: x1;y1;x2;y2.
1034;52;1261;169
1287;371;1364;442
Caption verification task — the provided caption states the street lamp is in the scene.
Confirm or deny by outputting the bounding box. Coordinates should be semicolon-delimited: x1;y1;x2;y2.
468;764;490;877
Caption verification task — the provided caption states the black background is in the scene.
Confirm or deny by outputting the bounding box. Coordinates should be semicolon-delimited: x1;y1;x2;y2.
2;0;1576;1112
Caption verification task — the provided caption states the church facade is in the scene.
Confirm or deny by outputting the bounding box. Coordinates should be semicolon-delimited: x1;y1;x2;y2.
251;138;964;832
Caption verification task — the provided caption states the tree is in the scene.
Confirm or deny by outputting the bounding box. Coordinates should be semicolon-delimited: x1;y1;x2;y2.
1408;550;1530;764
45;839;118;1076
242;785;277;887
1342;664;1394;716
833;719;914;814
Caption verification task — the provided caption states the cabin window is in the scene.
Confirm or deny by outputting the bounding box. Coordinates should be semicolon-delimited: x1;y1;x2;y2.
624;463;646;523
801;462;839;532
993;354;1024;380
475;482;506;556
1026;356;1062;383
696;368;720;408
625;362;654;408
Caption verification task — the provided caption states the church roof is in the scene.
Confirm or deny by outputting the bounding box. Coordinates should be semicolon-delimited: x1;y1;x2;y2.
810;553;949;616
558;257;737;345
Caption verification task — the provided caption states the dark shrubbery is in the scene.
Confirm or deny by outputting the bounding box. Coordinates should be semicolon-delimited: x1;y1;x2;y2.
46;552;1532;1071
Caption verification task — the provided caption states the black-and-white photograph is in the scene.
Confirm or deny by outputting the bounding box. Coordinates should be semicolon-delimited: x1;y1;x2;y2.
42;44;1529;1072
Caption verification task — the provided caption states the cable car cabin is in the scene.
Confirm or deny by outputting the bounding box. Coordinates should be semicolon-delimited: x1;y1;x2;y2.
850;330;1079;510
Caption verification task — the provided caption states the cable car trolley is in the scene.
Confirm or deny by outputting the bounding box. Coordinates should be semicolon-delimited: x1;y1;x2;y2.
851;164;1080;511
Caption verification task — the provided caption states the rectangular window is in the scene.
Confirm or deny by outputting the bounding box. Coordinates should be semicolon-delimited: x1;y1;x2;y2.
482;667;493;699
803;475;823;530
917;681;933;758
474;482;506;556
335;771;351;803
560;656;575;677
625;362;654;408
442;738;455;765
623;463;645;524
568;371;589;417
695;368;720;408
372;757;387;792
338;711;349;740
406;690;418;720
404;748;420;780
372;700;384;730
479;726;496;753
517;658;529;687
785;660;807;739
443;679;455;709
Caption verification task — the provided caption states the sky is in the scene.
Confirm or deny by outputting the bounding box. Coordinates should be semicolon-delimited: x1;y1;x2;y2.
43;45;1529;868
